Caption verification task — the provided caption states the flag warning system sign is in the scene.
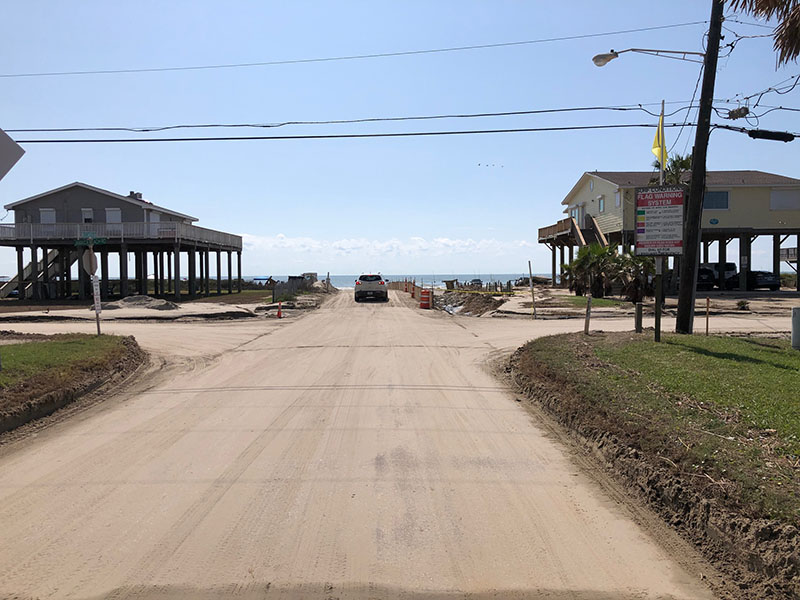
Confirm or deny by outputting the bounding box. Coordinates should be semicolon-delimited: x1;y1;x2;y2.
635;186;685;256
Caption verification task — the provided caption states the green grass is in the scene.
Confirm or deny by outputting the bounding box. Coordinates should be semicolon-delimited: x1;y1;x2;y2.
595;336;800;449
516;332;800;523
0;335;126;389
562;295;627;308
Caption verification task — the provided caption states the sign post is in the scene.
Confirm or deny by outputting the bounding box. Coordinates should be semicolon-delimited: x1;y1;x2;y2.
0;128;25;371
635;186;685;342
527;260;537;320
79;243;102;336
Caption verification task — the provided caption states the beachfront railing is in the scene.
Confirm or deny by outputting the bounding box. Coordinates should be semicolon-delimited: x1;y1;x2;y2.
538;218;572;241
0;222;242;249
779;247;797;262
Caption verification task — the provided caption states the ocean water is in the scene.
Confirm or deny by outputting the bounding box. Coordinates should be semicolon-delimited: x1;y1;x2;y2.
244;274;546;289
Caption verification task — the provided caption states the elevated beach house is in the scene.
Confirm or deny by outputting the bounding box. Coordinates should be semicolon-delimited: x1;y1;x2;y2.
538;170;800;291
0;182;243;301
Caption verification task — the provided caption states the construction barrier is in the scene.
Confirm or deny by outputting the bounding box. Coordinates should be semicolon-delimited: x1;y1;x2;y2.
419;289;431;309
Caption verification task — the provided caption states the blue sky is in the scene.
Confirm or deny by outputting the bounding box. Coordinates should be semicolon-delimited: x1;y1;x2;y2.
1;1;797;276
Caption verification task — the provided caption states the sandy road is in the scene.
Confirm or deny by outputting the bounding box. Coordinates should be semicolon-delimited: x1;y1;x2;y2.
3;290;786;599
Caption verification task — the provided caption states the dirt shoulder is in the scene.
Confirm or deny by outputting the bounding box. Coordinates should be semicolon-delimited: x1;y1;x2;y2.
507;331;800;599
0;331;146;434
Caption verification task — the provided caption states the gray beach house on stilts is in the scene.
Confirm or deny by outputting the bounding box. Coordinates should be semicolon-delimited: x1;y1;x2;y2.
0;182;243;301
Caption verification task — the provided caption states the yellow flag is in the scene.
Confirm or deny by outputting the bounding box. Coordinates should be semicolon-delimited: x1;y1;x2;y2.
651;113;667;167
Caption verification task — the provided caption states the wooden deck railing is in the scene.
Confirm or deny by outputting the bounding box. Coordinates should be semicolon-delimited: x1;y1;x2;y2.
0;222;242;250
780;247;797;262
538;218;571;241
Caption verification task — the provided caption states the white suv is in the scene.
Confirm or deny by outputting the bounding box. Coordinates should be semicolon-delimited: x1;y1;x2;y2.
355;274;388;302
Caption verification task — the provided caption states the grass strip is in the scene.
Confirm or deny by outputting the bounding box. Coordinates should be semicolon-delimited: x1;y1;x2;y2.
0;334;127;389
514;332;800;524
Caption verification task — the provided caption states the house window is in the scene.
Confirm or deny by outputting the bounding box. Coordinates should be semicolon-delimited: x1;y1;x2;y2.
81;208;94;223
599;197;605;213
615;191;621;207
589;180;594;192
39;208;56;224
703;191;729;210
770;189;800;210
105;208;121;223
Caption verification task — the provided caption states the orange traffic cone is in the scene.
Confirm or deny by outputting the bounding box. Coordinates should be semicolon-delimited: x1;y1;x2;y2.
277;301;282;319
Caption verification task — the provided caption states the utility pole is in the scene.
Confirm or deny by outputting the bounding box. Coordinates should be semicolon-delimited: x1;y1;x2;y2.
675;0;724;334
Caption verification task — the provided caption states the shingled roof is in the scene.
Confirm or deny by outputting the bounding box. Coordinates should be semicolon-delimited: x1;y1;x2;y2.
591;170;800;188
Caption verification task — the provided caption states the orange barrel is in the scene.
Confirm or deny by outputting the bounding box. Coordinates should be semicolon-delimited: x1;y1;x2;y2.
419;289;431;309
411;286;416;298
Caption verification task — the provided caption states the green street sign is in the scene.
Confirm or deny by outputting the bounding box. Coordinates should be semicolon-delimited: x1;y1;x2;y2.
75;237;107;246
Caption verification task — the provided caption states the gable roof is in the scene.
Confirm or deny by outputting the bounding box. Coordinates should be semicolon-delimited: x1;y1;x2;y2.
562;170;800;206
591;170;800;188
3;182;198;222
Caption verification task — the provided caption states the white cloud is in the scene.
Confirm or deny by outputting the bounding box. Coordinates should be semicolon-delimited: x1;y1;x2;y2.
240;233;540;273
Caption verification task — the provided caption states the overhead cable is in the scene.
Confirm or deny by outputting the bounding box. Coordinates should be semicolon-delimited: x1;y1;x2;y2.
15;123;700;144
6;104;700;134
0;21;708;79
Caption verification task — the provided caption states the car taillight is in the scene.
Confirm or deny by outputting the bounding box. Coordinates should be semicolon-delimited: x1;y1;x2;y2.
378;281;384;285
355;281;361;285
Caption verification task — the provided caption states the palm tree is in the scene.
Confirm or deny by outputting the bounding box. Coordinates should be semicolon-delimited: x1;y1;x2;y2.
565;244;618;298
730;0;800;65
615;252;655;303
650;154;692;185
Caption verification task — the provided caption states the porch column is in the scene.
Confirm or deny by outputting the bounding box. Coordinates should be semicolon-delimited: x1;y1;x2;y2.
30;245;41;300
550;244;556;288
772;234;781;278
16;247;25;301
100;249;109;300
150;251;157;296
159;251;165;296
119;244;128;297
134;251;141;295
65;250;73;298
216;251;222;295
167;251;173;294
568;245;574;264
188;248;196;297
133;251;140;295
198;249;204;295
237;251;242;293
718;239;727;289
153;251;160;296
205;249;210;295
41;246;51;299
173;245;181;301
739;234;750;291
227;251;232;294
78;247;87;300
56;250;64;298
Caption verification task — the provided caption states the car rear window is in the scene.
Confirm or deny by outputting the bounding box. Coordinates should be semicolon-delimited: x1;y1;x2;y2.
359;275;382;282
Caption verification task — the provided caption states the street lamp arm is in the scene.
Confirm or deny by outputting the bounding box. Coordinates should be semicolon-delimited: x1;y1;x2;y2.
592;47;706;67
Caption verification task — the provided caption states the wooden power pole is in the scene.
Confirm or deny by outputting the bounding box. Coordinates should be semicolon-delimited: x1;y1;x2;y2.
675;0;725;334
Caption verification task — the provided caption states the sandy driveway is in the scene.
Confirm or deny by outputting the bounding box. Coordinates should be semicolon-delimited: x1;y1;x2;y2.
0;291;791;599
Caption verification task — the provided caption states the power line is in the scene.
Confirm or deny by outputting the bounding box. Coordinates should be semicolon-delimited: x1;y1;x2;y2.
14;123;698;144
6;104;699;134
724;17;775;30
0;21;708;79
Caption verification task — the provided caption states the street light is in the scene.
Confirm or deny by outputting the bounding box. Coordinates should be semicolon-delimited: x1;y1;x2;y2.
592;48;705;67
592;1;725;335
